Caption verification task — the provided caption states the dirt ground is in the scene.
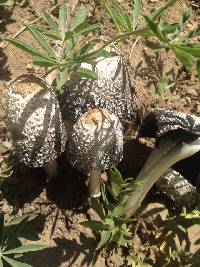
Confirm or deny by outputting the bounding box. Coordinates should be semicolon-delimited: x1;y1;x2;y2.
1;0;200;266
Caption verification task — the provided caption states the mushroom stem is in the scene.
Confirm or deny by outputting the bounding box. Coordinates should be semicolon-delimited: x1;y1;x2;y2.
123;136;200;218
89;169;102;198
43;159;58;180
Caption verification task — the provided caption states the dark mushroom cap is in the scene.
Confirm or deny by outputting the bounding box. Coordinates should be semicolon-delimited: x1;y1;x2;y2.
6;74;67;167
67;108;123;171
139;108;200;145
60;50;139;123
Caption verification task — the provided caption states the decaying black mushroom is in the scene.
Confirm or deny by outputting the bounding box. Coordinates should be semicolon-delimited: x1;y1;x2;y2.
124;108;200;217
61;48;139;197
60;47;139;124
66;108;123;197
6;74;67;179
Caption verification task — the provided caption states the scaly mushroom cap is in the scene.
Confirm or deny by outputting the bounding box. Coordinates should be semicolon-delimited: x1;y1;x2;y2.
60;49;139;123
139;108;200;144
6;74;67;168
67;108;123;171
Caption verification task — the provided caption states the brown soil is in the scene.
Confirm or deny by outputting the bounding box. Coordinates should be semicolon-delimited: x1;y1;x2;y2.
1;0;200;266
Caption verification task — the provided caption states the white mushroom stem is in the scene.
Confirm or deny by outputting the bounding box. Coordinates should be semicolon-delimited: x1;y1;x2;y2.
43;159;58;180
89;169;102;198
123;136;200;218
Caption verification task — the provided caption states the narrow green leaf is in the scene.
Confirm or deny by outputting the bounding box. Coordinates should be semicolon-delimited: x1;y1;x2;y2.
179;25;200;42
78;43;96;56
79;23;100;36
2;255;31;267
7;38;47;58
59;4;68;39
173;8;192;39
100;0;120;32
96;230;111;250
177;224;187;233
43;11;59;35
75;67;98;80
7;214;37;226
64;31;74;41
90;198;105;219
109;168;123;197
81;221;109;231
111;1;132;31
150;0;178;21
32;56;59;67
132;0;142;30
30;25;62;41
4;244;46;254
157;75;169;96
0;0;14;6
70;8;89;31
0;258;3;267
27;25;56;58
173;47;195;67
144;16;168;42
56;68;69;90
175;44;200;57
146;40;166;50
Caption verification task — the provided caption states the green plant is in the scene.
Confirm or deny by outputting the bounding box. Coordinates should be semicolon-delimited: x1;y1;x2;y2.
0;160;13;183
0;0;14;6
81;168;143;249
0;213;46;267
128;251;152;267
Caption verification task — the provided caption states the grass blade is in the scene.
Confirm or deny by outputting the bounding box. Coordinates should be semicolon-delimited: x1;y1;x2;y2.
132;0;142;30
4;244;46;254
111;0;132;31
175;44;200;57
7;38;47;58
43;11;59;35
59;4;68;39
2;256;31;267
27;25;56;58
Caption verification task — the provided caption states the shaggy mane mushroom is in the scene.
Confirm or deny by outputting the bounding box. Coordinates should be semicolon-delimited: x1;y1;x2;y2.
123;108;200;218
6;74;67;179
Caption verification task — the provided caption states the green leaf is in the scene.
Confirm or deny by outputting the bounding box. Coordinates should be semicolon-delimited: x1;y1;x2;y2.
7;38;47;58
146;40;167;50
27;25;56;58
109;168;123;197
59;4;68;39
197;61;200;81
96;230;111;250
43;11;59;35
110;1;132;31
132;0;142;30
179;25;200;42
150;0;178;21
0;0;14;6
30;25;62;41
32;56;59;67
70;8;89;31
78;43;96;56
175;44;200;57
75;67;97;80
2;256;31;267
0;258;3;267
144;16;168;42
173;47;195;67
4;244;46;254
81;221;110;231
90;198;105;219
64;31;74;41
79;24;100;36
157;75;169;96
56;68;69;90
7;214;37;226
177;224;187;233
173;8;192;39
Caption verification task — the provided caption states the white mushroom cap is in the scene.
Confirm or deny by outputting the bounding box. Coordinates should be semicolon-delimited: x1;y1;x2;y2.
60;50;139;123
6;74;67;168
67;108;123;171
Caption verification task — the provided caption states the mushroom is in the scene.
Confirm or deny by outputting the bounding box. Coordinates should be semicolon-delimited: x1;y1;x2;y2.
66;108;123;197
123;108;200;218
6;74;67;179
60;47;139;197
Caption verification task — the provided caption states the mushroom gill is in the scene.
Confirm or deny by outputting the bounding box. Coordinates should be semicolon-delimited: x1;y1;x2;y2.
123;108;200;218
6;74;67;179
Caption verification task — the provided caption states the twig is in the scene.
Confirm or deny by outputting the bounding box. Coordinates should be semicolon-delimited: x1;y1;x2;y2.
2;1;63;49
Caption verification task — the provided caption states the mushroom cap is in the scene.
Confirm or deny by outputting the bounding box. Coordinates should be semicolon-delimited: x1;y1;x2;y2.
6;74;67;168
139;108;200;145
66;108;123;171
60;50;139;123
